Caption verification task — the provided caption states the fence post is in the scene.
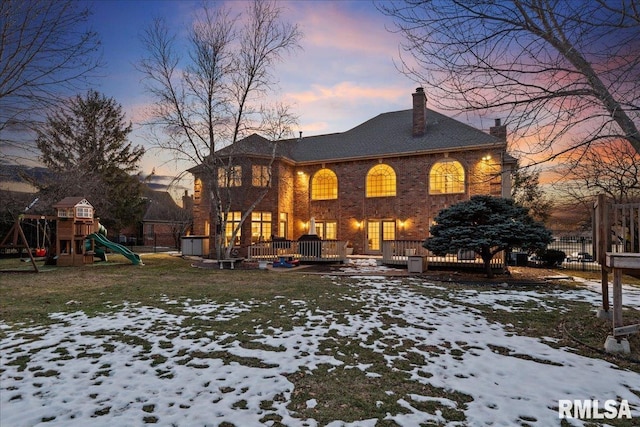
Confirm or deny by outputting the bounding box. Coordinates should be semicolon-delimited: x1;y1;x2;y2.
594;194;610;315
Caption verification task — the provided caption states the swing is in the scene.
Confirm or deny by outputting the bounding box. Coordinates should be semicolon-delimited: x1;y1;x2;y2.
35;218;47;257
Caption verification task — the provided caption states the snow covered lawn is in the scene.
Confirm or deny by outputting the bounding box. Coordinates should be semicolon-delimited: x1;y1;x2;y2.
1;258;639;426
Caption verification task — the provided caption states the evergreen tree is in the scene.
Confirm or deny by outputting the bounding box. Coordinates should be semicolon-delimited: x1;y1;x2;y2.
36;90;145;233
424;195;553;278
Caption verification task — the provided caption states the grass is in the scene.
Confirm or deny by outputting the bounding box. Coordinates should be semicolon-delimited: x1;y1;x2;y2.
0;254;339;325
1;253;639;426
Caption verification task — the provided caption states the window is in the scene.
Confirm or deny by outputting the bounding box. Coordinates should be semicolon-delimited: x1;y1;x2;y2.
315;221;337;240
251;211;272;243
58;208;73;218
194;178;202;202
366;164;396;197
429;159;465;194
218;166;242;187
225;211;242;246
278;213;288;239
252;165;270;187
311;168;338;200
75;206;93;218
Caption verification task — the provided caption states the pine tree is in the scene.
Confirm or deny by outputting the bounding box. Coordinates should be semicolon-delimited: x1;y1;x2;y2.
36;90;145;233
424;196;553;278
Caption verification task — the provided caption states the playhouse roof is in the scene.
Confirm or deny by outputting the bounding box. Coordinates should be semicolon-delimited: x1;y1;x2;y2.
52;197;93;209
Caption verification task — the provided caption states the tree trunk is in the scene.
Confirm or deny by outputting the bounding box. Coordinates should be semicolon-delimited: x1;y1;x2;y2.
481;246;494;278
483;257;494;279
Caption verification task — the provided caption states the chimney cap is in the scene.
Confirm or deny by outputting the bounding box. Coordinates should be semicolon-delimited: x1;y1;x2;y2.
494;118;501;126
415;87;424;93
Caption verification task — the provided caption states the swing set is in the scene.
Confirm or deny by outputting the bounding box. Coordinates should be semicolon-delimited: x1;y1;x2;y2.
0;214;55;273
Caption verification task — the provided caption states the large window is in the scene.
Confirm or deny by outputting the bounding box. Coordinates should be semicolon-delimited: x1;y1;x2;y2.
251;211;272;243
252;165;270;187
311;168;338;200
366;164;396;197
218;166;242;187
429;159;465;194
225;211;242;246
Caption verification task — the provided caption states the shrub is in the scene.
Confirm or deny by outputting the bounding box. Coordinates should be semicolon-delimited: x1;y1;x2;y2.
540;249;566;267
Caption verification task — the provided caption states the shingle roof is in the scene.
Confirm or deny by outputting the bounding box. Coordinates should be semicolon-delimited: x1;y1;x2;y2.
141;188;186;222
209;108;505;166
52;197;92;208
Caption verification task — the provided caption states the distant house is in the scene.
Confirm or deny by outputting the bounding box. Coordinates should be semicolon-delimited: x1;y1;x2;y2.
188;88;516;257
118;188;192;249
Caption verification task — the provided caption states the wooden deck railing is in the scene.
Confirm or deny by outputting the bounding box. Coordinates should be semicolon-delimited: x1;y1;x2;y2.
381;240;504;269
247;240;348;263
381;240;429;265
593;195;640;352
595;195;640;259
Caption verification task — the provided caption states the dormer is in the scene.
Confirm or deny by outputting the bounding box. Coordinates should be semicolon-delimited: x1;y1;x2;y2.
52;197;94;220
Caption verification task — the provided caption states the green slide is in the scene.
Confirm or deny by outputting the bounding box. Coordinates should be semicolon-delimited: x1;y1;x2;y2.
86;233;143;265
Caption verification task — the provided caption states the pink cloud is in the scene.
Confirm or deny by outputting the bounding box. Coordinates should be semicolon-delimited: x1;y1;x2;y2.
289;82;405;105
290;2;398;56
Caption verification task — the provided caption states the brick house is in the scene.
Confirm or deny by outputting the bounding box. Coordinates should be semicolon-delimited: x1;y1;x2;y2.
188;88;516;257
140;189;193;249
117;187;193;249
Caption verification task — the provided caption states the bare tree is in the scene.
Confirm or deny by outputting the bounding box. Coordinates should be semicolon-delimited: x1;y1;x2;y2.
138;0;301;259
511;162;553;223
0;0;102;164
379;0;640;161
559;139;640;205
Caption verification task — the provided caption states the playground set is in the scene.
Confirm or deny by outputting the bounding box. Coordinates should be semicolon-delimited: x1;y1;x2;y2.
1;197;142;273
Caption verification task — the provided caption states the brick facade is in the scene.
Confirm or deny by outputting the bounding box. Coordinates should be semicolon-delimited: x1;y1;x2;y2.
189;89;515;257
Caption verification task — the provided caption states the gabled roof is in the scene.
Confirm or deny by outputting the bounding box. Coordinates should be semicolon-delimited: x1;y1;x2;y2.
52;197;92;209
210;108;505;167
141;188;188;223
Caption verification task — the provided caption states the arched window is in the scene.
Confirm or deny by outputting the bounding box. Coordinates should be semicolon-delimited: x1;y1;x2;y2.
429;159;465;194
366;164;396;197
311;168;338;200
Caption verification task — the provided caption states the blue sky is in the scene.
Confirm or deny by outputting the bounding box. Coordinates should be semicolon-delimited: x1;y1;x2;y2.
85;0;429;193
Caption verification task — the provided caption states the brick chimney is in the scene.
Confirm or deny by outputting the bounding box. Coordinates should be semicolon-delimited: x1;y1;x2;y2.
489;118;507;141
412;87;427;137
182;190;193;211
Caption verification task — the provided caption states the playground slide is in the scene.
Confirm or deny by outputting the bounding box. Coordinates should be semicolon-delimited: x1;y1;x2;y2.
87;233;143;265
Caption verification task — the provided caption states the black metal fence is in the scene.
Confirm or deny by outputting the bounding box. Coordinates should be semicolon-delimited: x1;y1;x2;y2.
118;233;180;252
551;236;600;272
514;236;600;272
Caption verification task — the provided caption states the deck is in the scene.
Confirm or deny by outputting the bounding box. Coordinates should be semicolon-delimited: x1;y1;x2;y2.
381;240;504;270
248;240;348;263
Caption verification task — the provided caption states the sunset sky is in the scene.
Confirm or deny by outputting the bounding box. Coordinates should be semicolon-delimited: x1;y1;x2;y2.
85;0;501;194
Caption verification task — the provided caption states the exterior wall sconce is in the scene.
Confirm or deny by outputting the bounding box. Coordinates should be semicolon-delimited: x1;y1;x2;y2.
302;221;308;230
398;220;406;230
482;155;492;162
354;220;363;230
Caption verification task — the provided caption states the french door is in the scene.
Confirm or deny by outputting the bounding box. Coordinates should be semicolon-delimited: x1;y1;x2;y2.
366;220;395;253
